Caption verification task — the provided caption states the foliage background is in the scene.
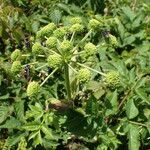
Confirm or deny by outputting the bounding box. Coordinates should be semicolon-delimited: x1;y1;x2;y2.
0;0;150;150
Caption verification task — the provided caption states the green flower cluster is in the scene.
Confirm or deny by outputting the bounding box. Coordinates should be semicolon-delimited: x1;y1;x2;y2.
60;40;73;53
77;68;91;82
84;42;97;56
46;36;57;48
109;34;118;47
32;42;44;55
70;23;84;32
47;54;63;68
36;23;56;38
70;17;82;24
11;61;22;74
27;81;40;97
17;138;27;150
105;71;120;88
53;27;67;38
0;140;5;150
11;49;22;61
88;19;101;30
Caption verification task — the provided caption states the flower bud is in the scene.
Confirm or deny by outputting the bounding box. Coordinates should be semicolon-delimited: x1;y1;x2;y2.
53;27;67;38
70;23;84;32
46;37;57;48
32;42;44;55
84;42;97;56
11;49;22;61
60;40;73;53
77;68;91;82
105;71;120;88
109;34;118;47
27;81;40;97
11;61;22;74
70;17;82;24
47;54;63;68
88;19;101;30
36;23;56;38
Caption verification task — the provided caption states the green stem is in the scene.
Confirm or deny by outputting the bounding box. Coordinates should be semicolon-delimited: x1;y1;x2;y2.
64;63;71;100
40;68;57;87
70;32;75;42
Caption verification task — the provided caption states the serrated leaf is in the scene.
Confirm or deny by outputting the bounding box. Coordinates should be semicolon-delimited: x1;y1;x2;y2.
41;125;54;140
34;131;42;147
128;124;140;150
0;105;9;124
0;93;9;100
22;122;40;131
28;131;39;140
126;99;139;119
0;117;21;129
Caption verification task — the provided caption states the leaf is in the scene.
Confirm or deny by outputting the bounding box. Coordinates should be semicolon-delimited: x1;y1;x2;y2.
22;122;40;131
14;100;25;122
135;89;150;105
33;131;42;147
41;125;54;140
128;124;140;150
28;131;39;140
105;90;118;116
122;6;135;21
126;99;139;119
0;105;9;124
0;93;9;100
0;117;21;129
50;9;62;25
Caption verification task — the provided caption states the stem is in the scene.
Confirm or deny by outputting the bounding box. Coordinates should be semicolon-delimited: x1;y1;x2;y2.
35;64;47;70
64;63;71;100
70;32;75;42
76;62;106;76
40;68;57;87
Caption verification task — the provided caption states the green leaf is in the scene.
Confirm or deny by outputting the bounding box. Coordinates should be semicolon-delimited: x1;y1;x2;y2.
0;105;9;124
126;99;139;119
33;131;42;147
0;93;9;100
41;125;54;140
22;122;40;131
0;117;21;129
28;131;39;140
128;124;140;150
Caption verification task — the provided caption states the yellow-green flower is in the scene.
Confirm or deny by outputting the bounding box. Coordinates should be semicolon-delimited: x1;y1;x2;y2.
77;68;91;82
84;42;97;56
46;37;57;48
88;19;101;30
70;23;84;32
32;42;44;55
11;49;22;61
11;61;22;74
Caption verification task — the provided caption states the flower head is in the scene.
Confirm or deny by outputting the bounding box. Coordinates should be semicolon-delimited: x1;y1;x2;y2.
11;61;22;74
109;34;118;47
27;81;40;97
70;17;82;24
77;68;91;82
11;49;21;61
47;54;63;68
88;19;101;30
53;27;67;39
46;37;57;48
70;23;84;32
32;42;44;55
105;71;120;88
84;42;97;56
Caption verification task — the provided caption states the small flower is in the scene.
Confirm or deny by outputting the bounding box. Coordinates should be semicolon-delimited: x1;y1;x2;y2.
70;17;82;24
46;37;57;48
77;68;91;82
32;42;44;55
88;19;101;30
36;23;56;38
27;81;40;97
11;61;22;74
84;42;97;56
60;40;73;53
70;23;84;32
47;54;63;68
53;27;67;39
11;49;22;61
105;71;120;88
109;34;118;47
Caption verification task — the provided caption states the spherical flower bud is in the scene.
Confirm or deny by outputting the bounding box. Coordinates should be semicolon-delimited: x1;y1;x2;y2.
109;34;118;47
88;19;101;30
105;71;120;88
11;49;22;61
32;42;43;55
70;23;84;32
70;17;82;24
46;37;57;48
53;27;67;39
11;61;22;74
77;68;91;82
27;81;40;97
60;40;73;53
47;54;63;68
84;42;97;56
37;23;56;38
